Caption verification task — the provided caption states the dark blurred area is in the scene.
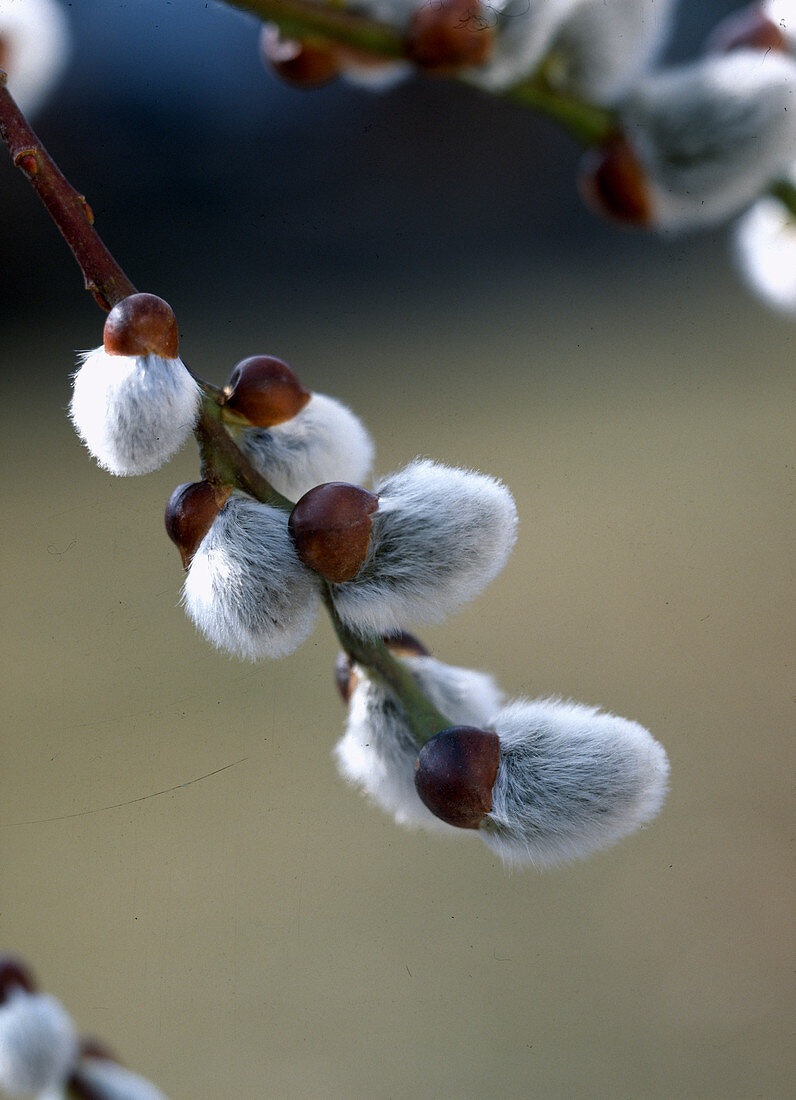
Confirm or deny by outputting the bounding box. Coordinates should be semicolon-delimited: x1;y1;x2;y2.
1;0;748;342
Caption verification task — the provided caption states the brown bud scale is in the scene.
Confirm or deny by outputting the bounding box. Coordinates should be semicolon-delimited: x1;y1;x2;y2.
579;135;652;228
407;0;493;73
383;630;431;658
414;726;500;829
0;957;37;1003
14;151;39;176
261;24;341;88
223;355;311;428
334;650;358;704
103;293;179;358
165;481;232;568
706;6;788;55
289;482;378;584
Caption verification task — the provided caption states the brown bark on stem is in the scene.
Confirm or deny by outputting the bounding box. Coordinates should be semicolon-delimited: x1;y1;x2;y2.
0;74;137;310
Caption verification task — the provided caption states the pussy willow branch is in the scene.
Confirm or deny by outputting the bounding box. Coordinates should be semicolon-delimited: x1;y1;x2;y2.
223;0;796;207
224;0;618;145
0;75;136;310
0;72;451;747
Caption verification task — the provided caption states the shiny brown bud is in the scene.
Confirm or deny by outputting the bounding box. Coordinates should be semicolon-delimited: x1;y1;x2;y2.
414;726;500;829
261;24;341;88
706;4;787;55
103;293;179;358
165;481;232;569
407;0;493;72
578;135;652;228
288;482;378;583
222;355;311;428
0;957;37;1003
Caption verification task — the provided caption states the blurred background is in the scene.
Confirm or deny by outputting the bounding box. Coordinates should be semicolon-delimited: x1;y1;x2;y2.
1;1;793;1096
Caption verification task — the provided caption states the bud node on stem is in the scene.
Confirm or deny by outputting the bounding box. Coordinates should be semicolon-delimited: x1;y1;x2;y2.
14;149;38;175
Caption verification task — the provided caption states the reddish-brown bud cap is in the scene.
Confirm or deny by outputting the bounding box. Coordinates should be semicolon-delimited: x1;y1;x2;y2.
288;482;378;583
165;481;232;568
261;24;340;88
222;355;312;428
579;135;652;228
414;726;500;829
103;293;179;358
383;630;431;658
407;0;493;72
0;957;37;1003
706;5;787;55
78;1038;121;1065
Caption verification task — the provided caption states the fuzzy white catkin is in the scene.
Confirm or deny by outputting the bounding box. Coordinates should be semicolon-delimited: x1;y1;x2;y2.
237;392;375;503
72;1058;170;1100
461;0;581;93
335;655;504;830
548;0;676;104
0;989;78;1097
0;0;71;117
479;697;669;867
734;174;796;315
70;347;201;476
182;493;320;660
331;459;518;635
621;50;796;230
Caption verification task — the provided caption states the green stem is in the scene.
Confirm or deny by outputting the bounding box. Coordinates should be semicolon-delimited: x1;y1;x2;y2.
222;0;617;147
322;588;452;745
194;392;294;508
505;76;617;146
225;0;405;58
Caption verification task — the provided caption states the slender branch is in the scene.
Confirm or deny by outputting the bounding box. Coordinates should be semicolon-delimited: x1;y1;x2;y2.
224;0;406;58
0;73;137;310
0;65;453;740
222;0;617;146
195;392;294;509
506;76;616;146
321;588;452;745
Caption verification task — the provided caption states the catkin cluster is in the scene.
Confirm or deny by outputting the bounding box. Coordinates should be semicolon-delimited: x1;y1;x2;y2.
259;0;796;315
68;291;669;869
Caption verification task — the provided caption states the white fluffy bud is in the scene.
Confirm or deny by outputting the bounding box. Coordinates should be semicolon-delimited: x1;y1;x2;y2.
621;50;796;230
0;989;77;1097
0;0;71;117
75;1057;169;1100
335;655;504;829
462;0;579;92
237;392;375;503
182;494;320;660
734;168;796;315
331;459;518;635
479;697;669;867
547;0;676;104
70;347;201;476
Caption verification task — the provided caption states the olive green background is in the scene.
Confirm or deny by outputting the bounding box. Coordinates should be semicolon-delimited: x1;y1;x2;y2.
1;2;793;1097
